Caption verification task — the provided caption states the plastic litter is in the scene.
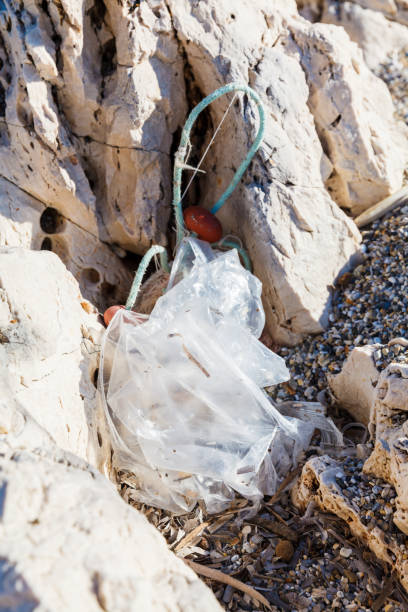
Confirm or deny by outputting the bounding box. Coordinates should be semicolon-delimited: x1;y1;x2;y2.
99;238;342;514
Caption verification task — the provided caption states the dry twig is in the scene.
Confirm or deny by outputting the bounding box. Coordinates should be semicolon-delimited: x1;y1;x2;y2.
185;559;272;610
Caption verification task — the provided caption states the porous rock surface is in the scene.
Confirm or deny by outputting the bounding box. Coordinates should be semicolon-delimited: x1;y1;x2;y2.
345;0;408;26
0;444;221;612
296;345;408;592
287;18;408;216
0;247;109;468
299;0;408;26
0;0;186;252
0;177;132;312
328;344;380;425
293;454;408;593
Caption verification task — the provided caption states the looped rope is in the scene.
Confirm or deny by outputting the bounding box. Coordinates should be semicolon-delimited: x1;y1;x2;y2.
126;82;265;307
126;246;169;311
172;82;266;245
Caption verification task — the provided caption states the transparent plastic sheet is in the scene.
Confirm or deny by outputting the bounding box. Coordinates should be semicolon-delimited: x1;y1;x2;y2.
99;238;343;514
274;401;344;450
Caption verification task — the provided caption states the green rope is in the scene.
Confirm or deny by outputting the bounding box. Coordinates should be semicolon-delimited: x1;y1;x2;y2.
172;82;266;245
125;82;265;308
213;239;252;272
125;246;169;311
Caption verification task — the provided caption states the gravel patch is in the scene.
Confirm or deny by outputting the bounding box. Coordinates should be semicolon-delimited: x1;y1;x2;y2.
271;204;408;405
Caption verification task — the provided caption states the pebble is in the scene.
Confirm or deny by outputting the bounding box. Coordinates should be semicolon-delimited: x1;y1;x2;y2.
275;539;294;562
340;547;353;559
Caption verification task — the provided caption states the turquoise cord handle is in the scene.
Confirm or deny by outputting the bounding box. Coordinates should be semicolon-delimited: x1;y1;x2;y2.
172;82;265;245
126;245;169;310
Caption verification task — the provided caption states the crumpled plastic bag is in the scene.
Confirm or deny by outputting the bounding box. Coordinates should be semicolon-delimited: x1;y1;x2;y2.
99;238;342;514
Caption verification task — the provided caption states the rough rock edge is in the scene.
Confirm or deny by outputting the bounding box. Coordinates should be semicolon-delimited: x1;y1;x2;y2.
0;442;222;611
293;455;408;593
297;353;408;593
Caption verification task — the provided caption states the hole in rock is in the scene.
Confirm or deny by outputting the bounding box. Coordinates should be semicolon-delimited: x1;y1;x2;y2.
101;38;117;78
49;236;69;265
88;0;106;28
40;237;52;251
40;207;65;234
331;114;342;128
82;268;101;285
0;83;5;117
93;369;99;389
97;430;102;447
100;281;117;300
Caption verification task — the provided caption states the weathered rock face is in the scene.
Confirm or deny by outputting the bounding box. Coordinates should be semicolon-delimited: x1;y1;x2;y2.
330;344;408;521
0;177;132;311
0;247;109;468
287;18;408;216
328;345;380;425
351;0;408;25
298;0;408;25
364;361;408;530
2;0;408;343
295;342;408;592
0;0;186;254
321;1;408;72
0;444;221;611
53;0;187;252
293;454;408;593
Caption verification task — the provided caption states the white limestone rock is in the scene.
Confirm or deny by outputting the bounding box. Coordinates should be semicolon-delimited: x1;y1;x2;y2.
0;4;97;237
0;444;221;611
287;18;408;216
364;362;408;520
297;0;408;25
321;1;408;71
47;0;187;252
328;345;380;425
293;454;408;593
0;0;186;254
166;0;361;344
294;345;408;592
351;0;408;25
0;247;109;469
0;177;132;312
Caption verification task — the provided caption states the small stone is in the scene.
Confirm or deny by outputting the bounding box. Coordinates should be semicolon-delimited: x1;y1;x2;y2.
339;547;353;559
275;539;294;562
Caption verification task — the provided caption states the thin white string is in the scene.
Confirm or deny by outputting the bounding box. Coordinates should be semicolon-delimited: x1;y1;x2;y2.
180;92;238;203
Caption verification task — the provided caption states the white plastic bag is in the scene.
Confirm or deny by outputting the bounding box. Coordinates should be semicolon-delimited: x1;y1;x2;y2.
99;239;341;513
